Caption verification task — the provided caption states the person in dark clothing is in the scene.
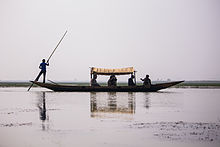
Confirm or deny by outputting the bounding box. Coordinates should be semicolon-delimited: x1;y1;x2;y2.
128;75;136;86
35;59;49;83
91;73;100;87
108;74;117;86
140;74;151;88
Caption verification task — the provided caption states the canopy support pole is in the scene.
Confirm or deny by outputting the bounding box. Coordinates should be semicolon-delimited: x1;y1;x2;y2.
134;71;137;85
90;68;93;85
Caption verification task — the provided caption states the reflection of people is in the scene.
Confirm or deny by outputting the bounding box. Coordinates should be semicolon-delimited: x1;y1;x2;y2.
37;92;46;121
91;73;100;87
140;74;151;88
90;92;136;117
108;75;117;86
128;75;136;86
35;59;49;83
37;92;49;131
108;92;117;111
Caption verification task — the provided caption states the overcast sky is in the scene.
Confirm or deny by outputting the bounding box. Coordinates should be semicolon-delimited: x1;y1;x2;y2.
0;0;219;82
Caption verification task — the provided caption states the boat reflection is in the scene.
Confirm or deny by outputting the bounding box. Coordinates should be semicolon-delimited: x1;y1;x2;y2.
90;92;136;119
36;92;49;131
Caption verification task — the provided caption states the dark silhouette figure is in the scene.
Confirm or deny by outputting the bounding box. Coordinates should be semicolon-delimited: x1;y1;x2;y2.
37;92;46;121
128;75;136;86
35;59;49;83
37;92;50;131
91;73;100;87
108;74;117;86
141;74;151;88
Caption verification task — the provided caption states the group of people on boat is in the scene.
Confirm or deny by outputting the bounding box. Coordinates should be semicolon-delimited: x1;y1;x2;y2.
91;73;151;87
128;74;151;87
91;74;119;87
35;59;151;87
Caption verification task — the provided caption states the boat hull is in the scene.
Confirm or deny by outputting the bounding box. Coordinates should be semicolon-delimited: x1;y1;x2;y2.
31;81;184;92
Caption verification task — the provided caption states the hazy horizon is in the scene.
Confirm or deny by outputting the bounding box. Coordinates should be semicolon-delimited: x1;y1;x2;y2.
1;0;220;82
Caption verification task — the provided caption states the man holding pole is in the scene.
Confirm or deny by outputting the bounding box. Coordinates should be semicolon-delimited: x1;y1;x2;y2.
27;30;67;91
35;59;49;83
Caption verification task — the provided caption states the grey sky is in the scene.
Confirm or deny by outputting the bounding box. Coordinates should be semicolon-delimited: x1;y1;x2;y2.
0;0;219;82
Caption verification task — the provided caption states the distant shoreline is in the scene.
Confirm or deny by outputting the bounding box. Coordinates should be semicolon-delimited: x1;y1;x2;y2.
0;81;220;88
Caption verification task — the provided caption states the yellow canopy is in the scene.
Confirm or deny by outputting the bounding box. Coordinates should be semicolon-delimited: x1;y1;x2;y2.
91;67;135;75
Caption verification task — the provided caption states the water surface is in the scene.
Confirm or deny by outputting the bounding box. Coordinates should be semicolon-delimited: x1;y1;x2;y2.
0;88;220;147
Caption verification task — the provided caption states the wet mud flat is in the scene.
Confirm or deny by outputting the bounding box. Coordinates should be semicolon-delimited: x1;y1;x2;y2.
131;121;220;142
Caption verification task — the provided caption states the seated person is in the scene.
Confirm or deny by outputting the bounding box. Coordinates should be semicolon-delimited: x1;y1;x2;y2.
91;73;100;87
128;75;136;86
108;74;117;86
140;74;151;88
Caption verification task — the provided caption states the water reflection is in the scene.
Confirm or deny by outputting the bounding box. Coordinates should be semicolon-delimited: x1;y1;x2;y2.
90;92;136;118
36;92;49;131
144;93;150;109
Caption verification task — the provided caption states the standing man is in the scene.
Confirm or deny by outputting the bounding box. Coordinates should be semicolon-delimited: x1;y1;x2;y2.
35;59;49;83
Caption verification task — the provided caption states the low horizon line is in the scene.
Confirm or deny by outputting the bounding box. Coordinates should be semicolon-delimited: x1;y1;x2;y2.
1;80;220;83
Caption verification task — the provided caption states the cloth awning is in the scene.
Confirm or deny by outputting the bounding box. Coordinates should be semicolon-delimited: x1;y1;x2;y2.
91;67;135;75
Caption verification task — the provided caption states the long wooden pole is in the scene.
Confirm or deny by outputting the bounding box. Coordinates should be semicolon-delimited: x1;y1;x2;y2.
27;31;68;91
47;30;67;63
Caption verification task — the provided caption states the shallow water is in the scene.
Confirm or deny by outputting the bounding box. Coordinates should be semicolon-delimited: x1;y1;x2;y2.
0;87;220;147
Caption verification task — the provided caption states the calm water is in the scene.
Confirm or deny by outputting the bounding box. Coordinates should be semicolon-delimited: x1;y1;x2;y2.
0;87;220;147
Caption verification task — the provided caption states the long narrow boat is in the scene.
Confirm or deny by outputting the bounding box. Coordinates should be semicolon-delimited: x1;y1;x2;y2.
31;80;184;92
31;67;184;92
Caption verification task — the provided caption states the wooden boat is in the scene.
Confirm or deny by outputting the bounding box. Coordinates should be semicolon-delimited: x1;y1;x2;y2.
31;80;184;92
31;67;184;92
